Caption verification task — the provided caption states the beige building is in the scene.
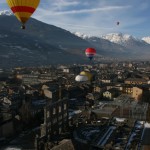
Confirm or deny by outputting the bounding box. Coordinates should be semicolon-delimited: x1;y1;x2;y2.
125;78;147;85
93;85;106;93
101;79;111;83
132;87;143;101
122;85;133;95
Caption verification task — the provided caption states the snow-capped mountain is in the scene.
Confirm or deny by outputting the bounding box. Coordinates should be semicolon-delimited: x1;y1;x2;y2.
101;33;142;46
100;33;150;55
74;32;92;39
74;32;150;59
74;32;148;46
142;37;150;44
0;10;13;16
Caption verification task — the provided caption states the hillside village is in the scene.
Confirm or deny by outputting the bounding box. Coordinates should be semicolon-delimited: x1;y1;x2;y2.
0;61;150;150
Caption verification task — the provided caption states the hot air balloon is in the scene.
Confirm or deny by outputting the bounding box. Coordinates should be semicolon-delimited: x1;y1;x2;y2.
75;75;88;82
85;48;96;61
117;21;120;25
6;0;40;29
80;71;93;81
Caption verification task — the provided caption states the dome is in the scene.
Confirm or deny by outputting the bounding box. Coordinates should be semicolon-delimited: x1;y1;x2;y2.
80;71;92;81
75;75;88;82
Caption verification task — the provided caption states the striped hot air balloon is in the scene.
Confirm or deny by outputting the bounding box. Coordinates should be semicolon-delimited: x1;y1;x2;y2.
85;48;96;60
6;0;40;29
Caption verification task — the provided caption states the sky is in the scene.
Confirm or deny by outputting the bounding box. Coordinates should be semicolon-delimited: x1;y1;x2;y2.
0;0;150;38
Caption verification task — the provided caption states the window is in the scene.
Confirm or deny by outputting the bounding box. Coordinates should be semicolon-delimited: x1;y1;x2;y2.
53;108;56;115
47;111;50;118
64;104;67;110
59;106;61;113
53;118;57;124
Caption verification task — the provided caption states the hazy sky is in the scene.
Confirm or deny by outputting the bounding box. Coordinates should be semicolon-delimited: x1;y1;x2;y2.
1;0;150;38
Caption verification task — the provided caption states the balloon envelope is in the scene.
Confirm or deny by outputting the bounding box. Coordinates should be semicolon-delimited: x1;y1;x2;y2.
117;21;120;25
80;71;93;81
6;0;40;27
75;75;88;82
85;48;96;60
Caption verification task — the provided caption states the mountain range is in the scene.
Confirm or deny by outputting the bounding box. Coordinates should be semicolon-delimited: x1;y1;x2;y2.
0;11;150;68
74;32;150;59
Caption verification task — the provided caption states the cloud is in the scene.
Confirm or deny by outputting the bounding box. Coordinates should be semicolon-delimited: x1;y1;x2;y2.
48;22;113;30
36;5;131;16
0;0;149;37
52;1;79;7
54;6;130;15
33;3;133;36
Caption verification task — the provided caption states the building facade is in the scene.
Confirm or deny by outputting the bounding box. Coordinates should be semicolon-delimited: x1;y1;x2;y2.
35;98;69;150
132;87;143;101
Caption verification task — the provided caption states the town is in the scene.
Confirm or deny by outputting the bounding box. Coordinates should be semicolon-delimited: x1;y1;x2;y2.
0;61;150;150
